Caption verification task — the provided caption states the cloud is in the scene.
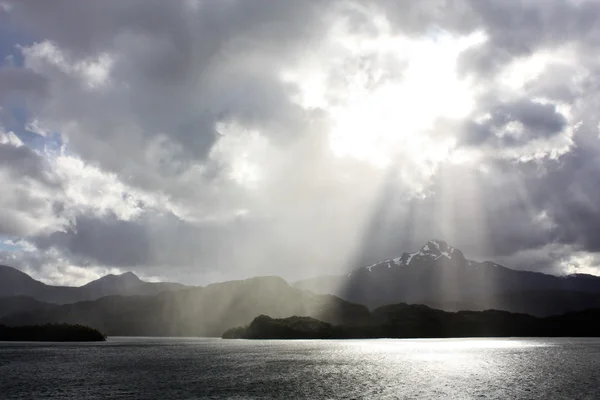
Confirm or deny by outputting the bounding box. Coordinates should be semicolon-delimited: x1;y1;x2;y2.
0;130;63;237
1;0;600;284
0;66;48;100
462;99;568;147
459;0;600;76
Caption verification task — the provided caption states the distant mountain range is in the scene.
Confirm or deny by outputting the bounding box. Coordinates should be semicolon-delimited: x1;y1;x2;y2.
0;276;369;336
295;240;600;316
2;239;600;336
0;265;186;305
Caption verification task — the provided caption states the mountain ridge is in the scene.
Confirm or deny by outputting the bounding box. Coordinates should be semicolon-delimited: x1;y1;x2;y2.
0;265;187;304
295;240;600;316
3;239;600;320
351;240;597;280
0;276;370;337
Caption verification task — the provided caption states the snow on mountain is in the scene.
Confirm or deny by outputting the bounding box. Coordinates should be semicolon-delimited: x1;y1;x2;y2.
354;240;466;276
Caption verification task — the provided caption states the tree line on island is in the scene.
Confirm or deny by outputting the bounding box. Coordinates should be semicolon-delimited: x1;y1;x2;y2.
0;323;105;342
223;305;600;339
3;305;600;342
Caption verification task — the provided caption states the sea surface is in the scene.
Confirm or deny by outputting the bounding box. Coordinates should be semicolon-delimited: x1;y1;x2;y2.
1;337;599;399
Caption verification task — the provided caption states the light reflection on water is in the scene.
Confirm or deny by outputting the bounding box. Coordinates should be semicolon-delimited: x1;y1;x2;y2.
356;337;546;350
1;337;599;399
353;338;548;367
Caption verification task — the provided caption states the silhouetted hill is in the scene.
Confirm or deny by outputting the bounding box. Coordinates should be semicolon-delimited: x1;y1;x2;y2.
224;305;600;339
0;323;105;342
223;315;336;339
1;276;370;337
0;265;186;304
0;265;51;298
295;240;600;316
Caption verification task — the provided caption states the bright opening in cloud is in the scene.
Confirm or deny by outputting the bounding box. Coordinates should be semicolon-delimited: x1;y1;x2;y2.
329;31;486;168
1;0;600;285
285;27;487;172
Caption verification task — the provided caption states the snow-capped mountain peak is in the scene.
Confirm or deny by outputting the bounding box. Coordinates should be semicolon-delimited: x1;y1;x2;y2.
419;240;455;259
354;240;466;276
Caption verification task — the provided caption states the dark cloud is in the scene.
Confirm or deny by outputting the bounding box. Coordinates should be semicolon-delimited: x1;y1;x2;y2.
460;0;600;76
34;212;153;267
541;150;600;252
1;0;333;198
1;0;600;283
461;99;568;148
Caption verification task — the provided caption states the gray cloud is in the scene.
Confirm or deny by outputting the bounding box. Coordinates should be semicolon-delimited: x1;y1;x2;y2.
0;67;48;99
459;0;600;76
0;140;57;185
1;0;600;284
6;0;329;171
461;99;568;148
0;134;64;237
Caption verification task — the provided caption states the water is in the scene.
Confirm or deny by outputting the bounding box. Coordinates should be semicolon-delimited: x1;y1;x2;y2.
1;338;599;399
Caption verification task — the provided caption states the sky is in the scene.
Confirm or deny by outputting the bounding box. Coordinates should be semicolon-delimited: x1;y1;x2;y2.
1;0;600;286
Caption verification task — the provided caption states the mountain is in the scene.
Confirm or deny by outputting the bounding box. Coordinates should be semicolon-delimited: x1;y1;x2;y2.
223;305;600;339
0;265;187;304
0;265;54;298
295;240;600;316
0;276;370;337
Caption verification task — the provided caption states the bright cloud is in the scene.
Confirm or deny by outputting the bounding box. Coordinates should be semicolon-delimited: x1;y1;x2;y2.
1;0;600;284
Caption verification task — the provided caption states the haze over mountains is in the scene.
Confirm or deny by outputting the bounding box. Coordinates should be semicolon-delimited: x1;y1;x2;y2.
1;240;600;336
1;276;369;337
0;265;186;305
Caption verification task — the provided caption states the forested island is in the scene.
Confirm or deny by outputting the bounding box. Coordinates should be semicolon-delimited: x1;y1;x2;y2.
0;324;106;342
223;305;600;339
